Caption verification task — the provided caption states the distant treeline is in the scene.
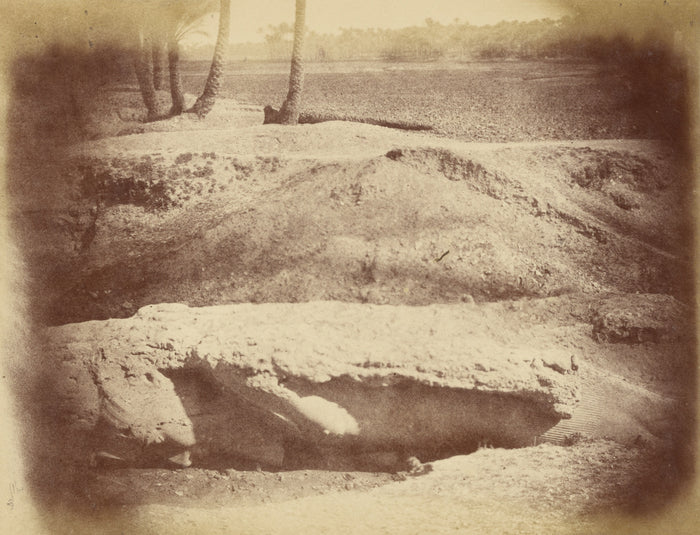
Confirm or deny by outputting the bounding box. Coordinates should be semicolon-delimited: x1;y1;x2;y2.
186;16;682;63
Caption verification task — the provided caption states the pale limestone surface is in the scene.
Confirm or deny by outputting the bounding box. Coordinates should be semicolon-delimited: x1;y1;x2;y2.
46;300;581;468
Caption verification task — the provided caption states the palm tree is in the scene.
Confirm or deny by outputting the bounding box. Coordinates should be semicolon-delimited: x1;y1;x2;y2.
189;0;231;118
167;34;186;115
90;0;215;120
128;2;168;121
163;0;218;116
133;24;160;121
151;29;167;90
275;0;307;124
89;1;160;121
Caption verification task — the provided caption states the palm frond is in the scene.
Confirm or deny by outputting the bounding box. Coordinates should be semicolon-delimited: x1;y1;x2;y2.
164;0;219;42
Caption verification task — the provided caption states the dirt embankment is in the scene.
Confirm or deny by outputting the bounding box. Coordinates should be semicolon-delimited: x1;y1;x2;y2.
15;121;693;325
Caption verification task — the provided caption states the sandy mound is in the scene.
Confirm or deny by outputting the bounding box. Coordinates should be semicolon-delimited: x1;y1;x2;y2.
12;120;692;325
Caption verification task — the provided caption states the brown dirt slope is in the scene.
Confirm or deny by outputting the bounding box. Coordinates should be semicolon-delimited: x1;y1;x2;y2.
13;120;692;325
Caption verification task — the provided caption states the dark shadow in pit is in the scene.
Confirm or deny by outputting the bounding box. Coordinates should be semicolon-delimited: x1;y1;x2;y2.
162;366;562;473
160;366;296;471
280;375;562;470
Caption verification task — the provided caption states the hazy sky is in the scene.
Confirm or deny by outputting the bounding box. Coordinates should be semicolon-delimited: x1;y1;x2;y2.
187;0;571;44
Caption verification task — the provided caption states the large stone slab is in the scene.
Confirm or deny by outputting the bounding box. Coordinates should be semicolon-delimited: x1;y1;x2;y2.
45;301;580;469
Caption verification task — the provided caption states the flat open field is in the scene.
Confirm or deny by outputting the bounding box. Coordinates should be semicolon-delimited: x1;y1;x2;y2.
181;59;680;142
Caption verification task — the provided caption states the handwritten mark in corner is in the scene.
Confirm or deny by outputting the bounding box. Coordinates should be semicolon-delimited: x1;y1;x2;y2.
7;481;23;510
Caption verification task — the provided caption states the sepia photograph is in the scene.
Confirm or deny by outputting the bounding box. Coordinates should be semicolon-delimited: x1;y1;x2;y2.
0;0;698;533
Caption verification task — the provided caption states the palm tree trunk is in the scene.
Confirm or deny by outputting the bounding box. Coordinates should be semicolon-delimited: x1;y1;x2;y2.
152;32;167;90
133;28;159;121
277;0;306;124
168;36;185;115
189;0;230;118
